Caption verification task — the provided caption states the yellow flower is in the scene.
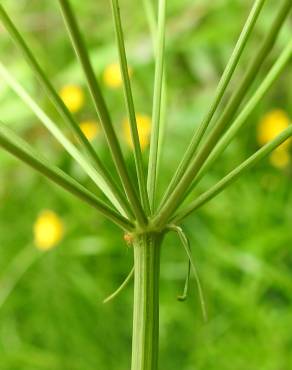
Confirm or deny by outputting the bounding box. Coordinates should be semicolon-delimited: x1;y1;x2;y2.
257;109;290;149
59;84;84;113
269;148;290;169
103;62;132;89
34;210;64;251
79;120;100;141
123;114;151;150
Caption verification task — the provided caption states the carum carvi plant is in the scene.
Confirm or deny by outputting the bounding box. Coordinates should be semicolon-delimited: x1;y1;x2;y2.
0;0;291;369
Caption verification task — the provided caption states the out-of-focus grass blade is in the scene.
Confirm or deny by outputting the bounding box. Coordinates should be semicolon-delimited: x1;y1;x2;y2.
0;245;40;309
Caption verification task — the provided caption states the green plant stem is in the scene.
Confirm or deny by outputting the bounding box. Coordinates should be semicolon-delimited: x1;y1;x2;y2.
110;0;150;214
0;62;131;217
159;0;266;206
131;233;163;370
186;39;292;195
154;0;291;227
168;225;207;321
0;123;134;231
0;5;130;218
142;0;168;179
172;125;292;224
147;0;166;212
57;0;147;227
177;260;190;302
103;266;134;304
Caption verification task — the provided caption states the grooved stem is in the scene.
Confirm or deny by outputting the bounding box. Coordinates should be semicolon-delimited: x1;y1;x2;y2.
131;233;162;370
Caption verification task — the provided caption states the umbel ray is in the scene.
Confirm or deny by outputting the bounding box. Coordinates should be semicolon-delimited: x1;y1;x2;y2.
0;1;291;369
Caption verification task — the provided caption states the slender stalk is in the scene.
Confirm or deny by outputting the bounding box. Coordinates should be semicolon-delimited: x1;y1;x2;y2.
159;0;266;205
142;0;168;178
103;266;134;304
110;0;150;214
57;0;147;227
172;125;292;224
147;0;166;212
0;123;134;231
168;225;207;321
131;233;163;370
186;40;292;195
154;0;291;227
0;5;127;215
0;62;133;217
177;260;190;302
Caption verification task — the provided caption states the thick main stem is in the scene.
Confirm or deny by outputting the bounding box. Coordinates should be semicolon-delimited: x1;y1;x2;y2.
131;233;163;370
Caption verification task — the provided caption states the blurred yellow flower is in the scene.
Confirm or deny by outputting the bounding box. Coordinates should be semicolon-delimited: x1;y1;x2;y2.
59;84;84;113
257;109;290;148
123;114;151;151
257;109;291;169
79;120;100;141
269;148;290;169
103;62;132;89
34;210;64;251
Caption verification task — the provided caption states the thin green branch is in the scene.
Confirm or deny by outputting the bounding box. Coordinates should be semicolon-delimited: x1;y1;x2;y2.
154;0;291;227
0;123;134;231
0;5;130;218
142;0;168;196
147;0;166;212
110;0;150;214
103;266;134;304
57;0;147;226
157;74;167;179
186;39;292;195
172;125;292;224
159;0;266;206
168;225;207;321
177;260;191;302
0;62;133;217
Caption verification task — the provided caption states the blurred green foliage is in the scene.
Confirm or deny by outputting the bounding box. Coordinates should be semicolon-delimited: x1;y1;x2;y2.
0;0;291;369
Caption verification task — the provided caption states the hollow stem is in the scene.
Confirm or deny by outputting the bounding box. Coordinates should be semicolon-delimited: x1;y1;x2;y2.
131;233;163;370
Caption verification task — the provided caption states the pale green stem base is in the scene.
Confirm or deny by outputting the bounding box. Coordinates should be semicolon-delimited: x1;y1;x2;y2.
131;233;163;370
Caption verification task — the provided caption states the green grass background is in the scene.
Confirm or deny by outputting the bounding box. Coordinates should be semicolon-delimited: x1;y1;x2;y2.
0;0;292;369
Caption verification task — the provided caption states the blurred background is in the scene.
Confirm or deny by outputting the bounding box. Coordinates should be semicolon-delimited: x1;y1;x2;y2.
0;0;291;369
